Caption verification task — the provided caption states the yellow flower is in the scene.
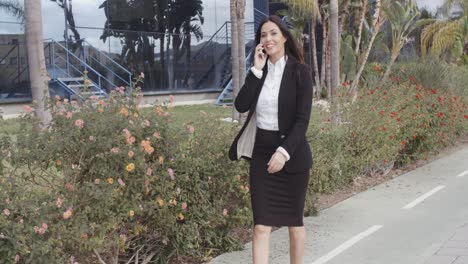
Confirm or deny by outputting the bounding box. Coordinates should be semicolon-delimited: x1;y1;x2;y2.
133;113;139;118
107;178;114;184
171;199;177;206
157;198;164;207
177;213;184;221
128;210;135;217
98;107;104;113
126;163;135;172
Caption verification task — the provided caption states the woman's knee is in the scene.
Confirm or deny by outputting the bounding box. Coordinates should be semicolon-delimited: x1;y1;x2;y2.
254;225;272;237
288;226;305;238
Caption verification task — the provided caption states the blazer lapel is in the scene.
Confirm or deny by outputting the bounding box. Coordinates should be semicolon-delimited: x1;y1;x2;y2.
277;57;296;128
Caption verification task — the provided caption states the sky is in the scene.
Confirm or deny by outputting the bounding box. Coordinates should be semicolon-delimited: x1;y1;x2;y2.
415;0;446;13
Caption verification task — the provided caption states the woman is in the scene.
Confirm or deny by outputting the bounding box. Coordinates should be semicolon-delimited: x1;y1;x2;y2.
229;15;313;264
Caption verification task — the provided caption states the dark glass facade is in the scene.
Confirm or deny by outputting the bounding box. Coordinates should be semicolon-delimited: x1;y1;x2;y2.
0;0;264;103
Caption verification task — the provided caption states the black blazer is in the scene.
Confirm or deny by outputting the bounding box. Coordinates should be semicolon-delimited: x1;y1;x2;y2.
229;56;313;173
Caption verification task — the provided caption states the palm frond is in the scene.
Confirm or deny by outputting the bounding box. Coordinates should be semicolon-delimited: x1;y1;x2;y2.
281;0;322;22
0;0;24;21
430;20;463;56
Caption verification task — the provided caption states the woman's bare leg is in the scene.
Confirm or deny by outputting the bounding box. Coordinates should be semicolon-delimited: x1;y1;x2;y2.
288;226;305;264
252;225;272;264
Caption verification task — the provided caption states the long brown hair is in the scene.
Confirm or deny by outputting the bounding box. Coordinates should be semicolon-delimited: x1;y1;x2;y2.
254;15;304;64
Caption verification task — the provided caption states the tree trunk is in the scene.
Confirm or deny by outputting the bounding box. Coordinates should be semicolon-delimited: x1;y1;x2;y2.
321;23;327;96
354;0;367;55
25;0;51;130
237;0;246;86
311;20;321;99
381;49;399;85
230;0;241;121
329;0;340;100
350;0;384;93
236;0;246;123
338;0;350;33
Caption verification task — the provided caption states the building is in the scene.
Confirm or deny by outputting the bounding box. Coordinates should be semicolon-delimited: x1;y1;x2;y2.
0;0;277;105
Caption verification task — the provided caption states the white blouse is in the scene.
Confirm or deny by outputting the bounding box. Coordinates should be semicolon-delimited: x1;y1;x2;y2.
250;56;290;160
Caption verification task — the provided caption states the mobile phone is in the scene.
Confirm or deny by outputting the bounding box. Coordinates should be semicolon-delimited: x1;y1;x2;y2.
260;48;265;54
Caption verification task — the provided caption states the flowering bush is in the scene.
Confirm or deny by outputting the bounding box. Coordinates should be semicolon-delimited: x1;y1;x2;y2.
0;88;249;263
1;68;466;263
308;73;467;193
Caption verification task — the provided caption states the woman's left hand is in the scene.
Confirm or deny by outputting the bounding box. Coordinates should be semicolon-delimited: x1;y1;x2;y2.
267;152;287;174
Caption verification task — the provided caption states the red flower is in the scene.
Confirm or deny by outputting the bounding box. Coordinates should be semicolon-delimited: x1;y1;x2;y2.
390;112;397;118
389;135;394;140
438;96;442;103
415;93;423;100
397;117;401;122
431;88;437;94
464;115;468;119
437;112;444;118
401;140;406;146
379;110;385;116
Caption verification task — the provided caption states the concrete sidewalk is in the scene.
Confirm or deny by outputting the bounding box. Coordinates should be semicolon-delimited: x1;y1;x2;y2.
425;223;468;264
208;145;468;264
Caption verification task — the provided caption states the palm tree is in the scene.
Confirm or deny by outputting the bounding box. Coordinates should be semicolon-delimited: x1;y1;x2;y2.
329;0;340;99
25;0;52;129
230;0;241;121
380;0;432;83
50;0;82;50
421;0;467;63
350;0;386;92
237;0;246;104
0;0;23;21
281;0;321;96
166;0;204;87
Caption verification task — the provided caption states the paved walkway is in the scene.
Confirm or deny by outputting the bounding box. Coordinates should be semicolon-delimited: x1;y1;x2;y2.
209;145;468;264
425;223;468;264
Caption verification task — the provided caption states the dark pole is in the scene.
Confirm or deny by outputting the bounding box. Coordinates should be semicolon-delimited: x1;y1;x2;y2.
63;0;68;45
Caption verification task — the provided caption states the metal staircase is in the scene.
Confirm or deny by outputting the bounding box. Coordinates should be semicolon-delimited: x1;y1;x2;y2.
44;39;132;101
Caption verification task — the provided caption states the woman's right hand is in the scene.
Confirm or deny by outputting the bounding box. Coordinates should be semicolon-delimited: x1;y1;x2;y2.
253;43;267;71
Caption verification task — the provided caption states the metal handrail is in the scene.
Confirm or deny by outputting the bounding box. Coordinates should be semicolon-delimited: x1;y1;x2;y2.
0;45;16;64
45;38;130;90
53;53;117;90
191;21;229;62
87;54;130;85
81;39;132;87
254;8;269;18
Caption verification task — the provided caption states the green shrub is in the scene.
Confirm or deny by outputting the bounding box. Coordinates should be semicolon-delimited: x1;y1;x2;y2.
0;89;250;263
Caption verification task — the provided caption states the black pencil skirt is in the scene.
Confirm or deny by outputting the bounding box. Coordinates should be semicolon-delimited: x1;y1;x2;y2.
250;127;309;227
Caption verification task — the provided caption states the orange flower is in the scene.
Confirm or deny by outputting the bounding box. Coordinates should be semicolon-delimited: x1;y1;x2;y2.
120;107;129;117
107;178;114;184
63;207;73;219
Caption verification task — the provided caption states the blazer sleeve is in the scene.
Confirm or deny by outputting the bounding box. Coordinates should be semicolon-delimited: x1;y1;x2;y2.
280;64;313;155
234;71;263;113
